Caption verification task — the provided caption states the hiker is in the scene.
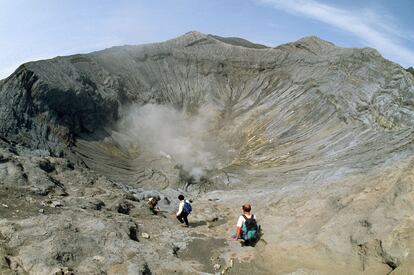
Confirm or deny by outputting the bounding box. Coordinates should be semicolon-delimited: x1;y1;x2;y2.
147;196;160;215
176;194;192;227
230;203;260;243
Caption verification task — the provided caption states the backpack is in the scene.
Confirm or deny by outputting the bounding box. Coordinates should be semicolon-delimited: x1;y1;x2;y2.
242;214;258;241
183;201;192;214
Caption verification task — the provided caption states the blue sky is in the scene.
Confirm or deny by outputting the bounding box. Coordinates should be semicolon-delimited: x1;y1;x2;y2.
1;0;413;79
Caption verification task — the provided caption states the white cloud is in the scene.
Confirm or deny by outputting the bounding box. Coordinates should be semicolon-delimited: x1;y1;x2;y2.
258;0;414;67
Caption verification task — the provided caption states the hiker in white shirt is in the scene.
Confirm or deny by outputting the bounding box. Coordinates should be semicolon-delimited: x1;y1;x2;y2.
176;194;191;227
231;203;257;240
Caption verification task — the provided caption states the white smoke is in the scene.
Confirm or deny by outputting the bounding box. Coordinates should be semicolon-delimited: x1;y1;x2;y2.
115;104;224;180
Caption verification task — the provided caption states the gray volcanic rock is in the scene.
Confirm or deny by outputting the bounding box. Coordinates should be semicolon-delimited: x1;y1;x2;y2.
1;32;414;274
1;31;413;157
407;66;414;77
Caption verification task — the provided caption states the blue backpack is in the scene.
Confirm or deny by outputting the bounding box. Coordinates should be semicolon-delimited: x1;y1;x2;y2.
241;214;259;241
183;201;192;214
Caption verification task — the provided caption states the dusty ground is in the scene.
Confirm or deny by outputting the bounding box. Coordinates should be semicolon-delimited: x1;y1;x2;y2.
1;143;414;274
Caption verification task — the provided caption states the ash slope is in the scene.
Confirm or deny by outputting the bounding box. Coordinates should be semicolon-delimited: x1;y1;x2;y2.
0;32;414;274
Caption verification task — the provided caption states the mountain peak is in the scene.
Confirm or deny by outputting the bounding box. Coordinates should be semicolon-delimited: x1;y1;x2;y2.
275;35;336;54
208;35;268;49
172;31;268;49
296;35;335;46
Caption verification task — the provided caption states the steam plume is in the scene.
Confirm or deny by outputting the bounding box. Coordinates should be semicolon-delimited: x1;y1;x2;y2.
116;104;225;180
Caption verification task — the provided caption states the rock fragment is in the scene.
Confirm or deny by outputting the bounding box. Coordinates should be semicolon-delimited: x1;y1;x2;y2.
51;201;63;208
